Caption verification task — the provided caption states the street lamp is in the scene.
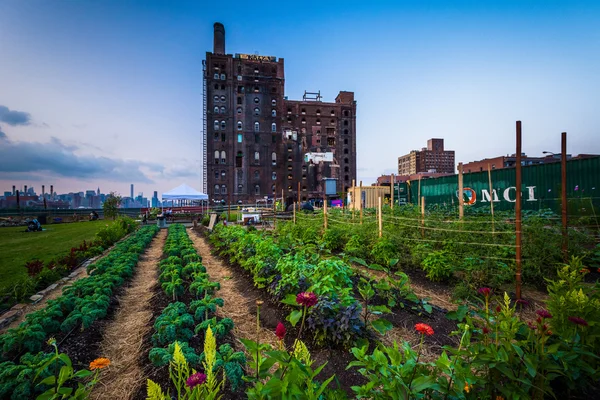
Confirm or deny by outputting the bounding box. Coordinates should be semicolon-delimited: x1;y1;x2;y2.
542;151;557;156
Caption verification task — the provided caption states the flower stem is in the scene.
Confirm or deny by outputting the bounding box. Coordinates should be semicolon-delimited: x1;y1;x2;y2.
407;334;424;392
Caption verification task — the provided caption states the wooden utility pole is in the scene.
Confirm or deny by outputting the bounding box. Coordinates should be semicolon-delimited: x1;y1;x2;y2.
352;179;356;220
488;164;495;234
561;132;568;262
378;196;383;238
298;182;301;207
390;174;395;210
458;162;464;220
515;121;523;300
359;181;363;225
418;176;422;207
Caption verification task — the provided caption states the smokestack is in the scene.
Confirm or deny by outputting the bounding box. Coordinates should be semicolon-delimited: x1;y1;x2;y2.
42;185;45;196
12;185;15;195
131;184;134;199
213;22;225;55
50;185;53;199
24;185;27;194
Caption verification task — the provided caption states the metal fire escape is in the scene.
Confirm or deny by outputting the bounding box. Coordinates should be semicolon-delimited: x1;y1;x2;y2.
202;60;208;195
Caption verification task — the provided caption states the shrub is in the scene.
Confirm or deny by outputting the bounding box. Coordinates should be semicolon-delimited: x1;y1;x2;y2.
421;250;453;282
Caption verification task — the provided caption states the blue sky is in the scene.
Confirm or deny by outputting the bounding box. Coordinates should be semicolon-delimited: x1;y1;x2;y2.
1;0;599;198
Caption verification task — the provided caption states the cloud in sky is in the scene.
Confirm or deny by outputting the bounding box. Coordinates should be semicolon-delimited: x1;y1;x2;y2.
0;105;31;126
0;134;159;183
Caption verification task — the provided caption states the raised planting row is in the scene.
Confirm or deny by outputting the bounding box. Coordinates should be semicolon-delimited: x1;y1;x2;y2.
209;224;425;346
0;224;159;399
147;224;246;395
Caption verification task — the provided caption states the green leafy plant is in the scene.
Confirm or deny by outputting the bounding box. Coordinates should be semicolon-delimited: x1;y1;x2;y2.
421;250;453;282
195;317;234;339
152;302;195;347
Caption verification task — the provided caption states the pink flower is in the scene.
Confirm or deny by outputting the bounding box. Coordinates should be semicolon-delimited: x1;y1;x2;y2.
477;287;492;297
296;292;318;308
186;372;206;389
275;322;286;340
516;299;530;307
536;309;553;319
568;316;588;326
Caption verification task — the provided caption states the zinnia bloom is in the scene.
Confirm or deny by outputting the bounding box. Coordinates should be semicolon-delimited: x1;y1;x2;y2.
296;292;318;308
415;323;434;336
275;322;286;340
482;326;490;335
89;358;111;370
495;305;502;313
186;372;207;389
568;316;589;326
536;309;552;319
516;299;530;307
464;383;470;393
477;287;492;297
580;268;590;274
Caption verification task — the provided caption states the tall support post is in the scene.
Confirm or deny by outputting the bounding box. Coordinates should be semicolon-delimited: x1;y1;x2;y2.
488;164;495;234
515;121;523;300
351;179;356;220
298;181;301;208
390;174;395;210
458;162;464;220
293;202;296;224
561;132;568;262
421;196;425;238
378;196;382;238
418;176;422;207
323;194;328;231
359;181;363;225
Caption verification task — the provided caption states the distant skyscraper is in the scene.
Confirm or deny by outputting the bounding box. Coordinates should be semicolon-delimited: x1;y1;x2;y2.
97;187;100;196
130;184;134;199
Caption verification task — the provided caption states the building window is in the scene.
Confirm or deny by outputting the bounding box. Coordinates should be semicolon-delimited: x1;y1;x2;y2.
236;151;243;168
287;146;292;152
213;106;219;114
271;123;276;132
254;97;260;104
331;110;335;115
214;184;220;192
220;106;226;113
271;109;276;117
254;107;260;115
287;174;293;180
213;120;219;130
344;157;349;164
344;138;348;145
343;129;349;135
237;134;242;143
272;134;277;143
254;151;260;164
316;119;321;125
343;120;348;126
271;87;276;93
316;109;321;115
330;119;335;125
220;95;226;102
254;170;259;180
345;175;349;181
255;185;260;195
344;148;349;154
237;97;242;105
214;84;219;90
254;134;259;143
220;121;226;130
254;86;259;93
237;86;244;94
287;155;292;162
328;138;336;146
254;122;260;132
344;110;349;117
221;185;227;194
237;107;242;114
272;172;277;180
214;170;219;179
344;166;349;172
221;133;226;142
221;151;226;164
213;95;219;102
301;108;306;115
214;73;219;80
271;99;276;106
271;152;276;165
221;170;226;178
287;108;292;114
237;169;243;180
301;118;306;124
220;73;226;80
238;184;243;190
237;121;242;130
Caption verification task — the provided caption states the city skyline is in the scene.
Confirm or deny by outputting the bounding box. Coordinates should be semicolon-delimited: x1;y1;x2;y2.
1;0;599;196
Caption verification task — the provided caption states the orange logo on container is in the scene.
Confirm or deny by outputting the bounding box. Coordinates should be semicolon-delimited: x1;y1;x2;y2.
456;187;477;205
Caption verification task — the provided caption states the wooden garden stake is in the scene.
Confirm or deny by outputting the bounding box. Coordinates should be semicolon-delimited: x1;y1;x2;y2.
488;163;495;234
561;132;568;262
421;196;425;238
352;179;356;220
390;174;394;210
293;202;296;224
378;196;382;238
359;180;363;225
323;195;328;230
418;176;421;208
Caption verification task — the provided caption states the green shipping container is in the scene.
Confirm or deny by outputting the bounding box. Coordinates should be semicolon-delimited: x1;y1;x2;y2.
395;156;600;214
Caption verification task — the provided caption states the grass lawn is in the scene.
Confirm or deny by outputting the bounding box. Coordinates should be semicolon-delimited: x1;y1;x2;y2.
0;220;113;292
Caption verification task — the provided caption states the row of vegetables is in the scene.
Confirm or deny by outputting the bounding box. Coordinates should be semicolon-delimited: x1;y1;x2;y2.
0;224;159;399
146;224;246;395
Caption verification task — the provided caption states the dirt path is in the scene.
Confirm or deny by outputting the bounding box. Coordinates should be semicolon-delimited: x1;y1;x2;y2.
89;229;167;400
188;229;279;350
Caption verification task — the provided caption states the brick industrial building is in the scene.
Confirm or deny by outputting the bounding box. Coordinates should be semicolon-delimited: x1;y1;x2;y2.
203;23;357;203
397;139;455;175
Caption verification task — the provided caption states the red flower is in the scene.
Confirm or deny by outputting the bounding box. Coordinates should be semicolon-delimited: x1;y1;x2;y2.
568;316;588;326
477;287;492;297
495;306;502;313
415;323;434;336
186;372;207;389
547;330;553;335
516;299;530;307
275;322;286;340
296;292;318;308
580;268;590;274
536;309;553;319
482;326;491;335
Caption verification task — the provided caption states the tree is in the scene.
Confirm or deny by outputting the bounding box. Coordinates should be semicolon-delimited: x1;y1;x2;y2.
103;192;122;220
